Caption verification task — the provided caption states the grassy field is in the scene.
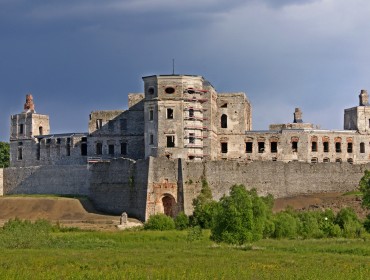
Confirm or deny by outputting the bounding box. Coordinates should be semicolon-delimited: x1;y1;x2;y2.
0;229;370;279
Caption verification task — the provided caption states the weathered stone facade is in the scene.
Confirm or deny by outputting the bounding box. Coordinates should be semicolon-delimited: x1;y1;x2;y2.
3;74;370;220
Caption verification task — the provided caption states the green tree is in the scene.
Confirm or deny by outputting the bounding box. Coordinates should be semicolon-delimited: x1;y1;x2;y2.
0;142;10;168
174;212;189;230
359;170;370;208
191;179;217;229
335;208;364;238
210;185;271;245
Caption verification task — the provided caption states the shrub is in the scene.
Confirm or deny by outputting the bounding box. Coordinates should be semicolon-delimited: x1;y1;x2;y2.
335;208;364;238
174;212;189;230
0;218;53;248
297;212;323;239
273;212;298;239
186;226;203;242
144;214;175;231
211;185;271;245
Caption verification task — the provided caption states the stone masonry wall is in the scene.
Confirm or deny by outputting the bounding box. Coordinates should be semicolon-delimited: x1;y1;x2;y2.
3;165;89;195
89;158;149;220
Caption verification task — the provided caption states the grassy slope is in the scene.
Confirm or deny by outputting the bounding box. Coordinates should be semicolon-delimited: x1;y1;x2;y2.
0;230;370;279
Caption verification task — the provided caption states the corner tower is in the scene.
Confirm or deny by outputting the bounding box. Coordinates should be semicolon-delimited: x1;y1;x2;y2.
10;95;50;166
344;89;370;133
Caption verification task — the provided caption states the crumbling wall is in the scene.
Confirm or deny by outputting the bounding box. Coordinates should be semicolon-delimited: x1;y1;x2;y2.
3;165;89;195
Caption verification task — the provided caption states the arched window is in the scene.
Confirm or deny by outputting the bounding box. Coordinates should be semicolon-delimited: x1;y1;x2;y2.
221;114;227;128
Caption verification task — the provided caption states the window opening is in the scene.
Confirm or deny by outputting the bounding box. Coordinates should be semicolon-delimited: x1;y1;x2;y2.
56;138;61;144
96;119;103;129
167;108;174;119
96;143;102;155
323;142;329;153
149;110;154;121
323;158;330;163
17;148;23;160
258;142;265;153
347;158;353;164
270;142;277;153
166;136;175;148
347;143;353;153
19;124;24;134
335;142;341;153
221;103;228;108
39;126;43;135
189;109;194;118
336;158;342;163
221;114;228;128
121;143;127;155
108;144;115;155
311;142;317;152
165;87;175;94
150;134;154;145
148;87;154;95
221;142;228;153
360;142;365;153
189;133;195;144
81;143;87;156
311;157;318;163
246;142;253;153
292;141;298;152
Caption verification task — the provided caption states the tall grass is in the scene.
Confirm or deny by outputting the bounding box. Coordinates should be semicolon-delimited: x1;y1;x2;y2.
0;223;370;279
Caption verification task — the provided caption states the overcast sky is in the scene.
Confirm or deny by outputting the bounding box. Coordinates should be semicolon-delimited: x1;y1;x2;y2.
1;0;370;141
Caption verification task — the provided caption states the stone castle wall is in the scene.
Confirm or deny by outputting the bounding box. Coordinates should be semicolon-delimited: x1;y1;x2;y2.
3;165;89;195
1;158;368;220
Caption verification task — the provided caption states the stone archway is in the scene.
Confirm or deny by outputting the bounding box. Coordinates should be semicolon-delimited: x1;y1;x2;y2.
162;195;176;217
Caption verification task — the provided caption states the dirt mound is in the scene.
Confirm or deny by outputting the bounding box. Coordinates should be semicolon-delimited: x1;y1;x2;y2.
274;192;370;219
0;197;136;230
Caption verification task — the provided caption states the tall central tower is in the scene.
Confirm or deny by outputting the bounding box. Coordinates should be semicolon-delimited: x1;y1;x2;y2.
143;75;215;160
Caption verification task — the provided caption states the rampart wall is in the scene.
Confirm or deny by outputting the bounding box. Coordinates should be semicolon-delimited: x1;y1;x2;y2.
3;165;89;195
89;158;149;220
1;158;368;220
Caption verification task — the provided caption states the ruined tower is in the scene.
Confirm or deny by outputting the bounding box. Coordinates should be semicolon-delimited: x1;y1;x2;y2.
344;89;370;133
10;95;50;166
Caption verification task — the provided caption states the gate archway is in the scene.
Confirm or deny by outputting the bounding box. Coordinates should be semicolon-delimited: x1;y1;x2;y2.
162;195;176;217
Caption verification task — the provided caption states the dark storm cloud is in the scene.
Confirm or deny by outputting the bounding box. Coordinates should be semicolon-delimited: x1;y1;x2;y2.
1;0;370;141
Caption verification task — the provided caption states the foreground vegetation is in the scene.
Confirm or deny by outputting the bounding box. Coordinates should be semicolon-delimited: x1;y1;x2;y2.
0;221;370;279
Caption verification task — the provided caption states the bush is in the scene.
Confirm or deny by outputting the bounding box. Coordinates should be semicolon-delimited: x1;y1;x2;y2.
211;185;271;245
335;208;364;238
0;218;53;248
186;226;203;242
144;214;175;231
174;212;189;230
273;212;298;239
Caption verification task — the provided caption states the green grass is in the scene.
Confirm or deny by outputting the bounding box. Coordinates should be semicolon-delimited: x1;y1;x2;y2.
343;190;363;197
1;230;370;279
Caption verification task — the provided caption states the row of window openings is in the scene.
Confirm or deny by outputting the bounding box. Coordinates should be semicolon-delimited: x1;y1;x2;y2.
96;119;128;131
18;124;44;135
95;143;128;156
221;142;368;154
149;109;175;121
149;134;196;146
